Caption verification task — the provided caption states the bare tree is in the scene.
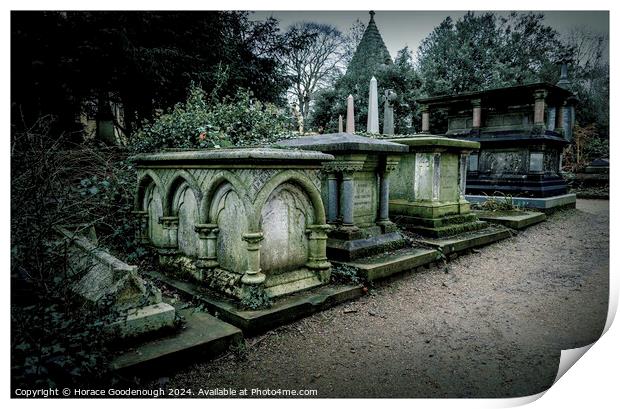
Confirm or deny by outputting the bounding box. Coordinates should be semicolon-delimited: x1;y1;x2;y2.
281;22;346;132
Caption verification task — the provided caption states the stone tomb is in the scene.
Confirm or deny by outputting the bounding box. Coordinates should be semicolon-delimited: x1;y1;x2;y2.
277;133;409;261
386;135;486;237
133;148;335;299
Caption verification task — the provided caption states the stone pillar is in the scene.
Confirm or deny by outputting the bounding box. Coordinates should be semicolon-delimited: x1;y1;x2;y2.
327;172;339;224
340;171;355;226
367;76;379;134
533;89;548;126
555;103;565;135
547;107;557;131
432;153;441;201
159;216;179;249
132;210;149;244
305;224;332;279
346;95;355;133
241;232;265;285
472;99;482;129
195;223;219;268
458;153;468;199
421;105;430;133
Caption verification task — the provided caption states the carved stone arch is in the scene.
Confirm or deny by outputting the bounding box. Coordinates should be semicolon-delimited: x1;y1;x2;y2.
172;180;201;258
201;171;249;224
164;170;201;217
251;170;326;231
136;170;163;211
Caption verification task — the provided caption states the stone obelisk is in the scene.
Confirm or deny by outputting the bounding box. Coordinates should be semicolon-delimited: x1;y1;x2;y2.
346;95;355;133
338;115;343;133
367;76;379;134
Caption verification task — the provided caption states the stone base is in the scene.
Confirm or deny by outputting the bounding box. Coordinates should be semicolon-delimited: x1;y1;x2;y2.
327;231;407;261
107;303;176;339
334;247;440;281
393;213;488;238
390;199;470;219
145;271;364;335
465;193;576;214
415;225;511;256
475;210;546;230
111;307;242;373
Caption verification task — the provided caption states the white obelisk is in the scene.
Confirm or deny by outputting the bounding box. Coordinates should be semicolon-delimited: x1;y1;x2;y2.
367;76;379;134
346;95;355;133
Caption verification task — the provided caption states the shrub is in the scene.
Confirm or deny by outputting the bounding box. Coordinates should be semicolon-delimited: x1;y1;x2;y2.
130;85;293;153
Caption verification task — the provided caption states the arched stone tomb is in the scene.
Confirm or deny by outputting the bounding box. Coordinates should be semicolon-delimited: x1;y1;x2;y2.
133;148;335;299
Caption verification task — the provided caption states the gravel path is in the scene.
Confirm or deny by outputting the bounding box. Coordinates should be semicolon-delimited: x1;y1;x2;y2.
159;199;609;398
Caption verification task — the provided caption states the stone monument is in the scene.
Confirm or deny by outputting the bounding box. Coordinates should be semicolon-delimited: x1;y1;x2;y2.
383;89;397;135
367;76;379;134
338;114;343;133
346;95;355;133
417;77;577;212
133;148;335;299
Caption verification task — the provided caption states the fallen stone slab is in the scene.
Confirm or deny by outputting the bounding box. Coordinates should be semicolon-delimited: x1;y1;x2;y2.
475;210;546;230
111;307;242;373
145;271;364;335
416;225;511;256
333;247;440;281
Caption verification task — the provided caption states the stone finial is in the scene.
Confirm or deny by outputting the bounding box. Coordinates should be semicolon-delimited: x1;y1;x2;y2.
338;115;343;133
346;95;355;133
367;76;379;134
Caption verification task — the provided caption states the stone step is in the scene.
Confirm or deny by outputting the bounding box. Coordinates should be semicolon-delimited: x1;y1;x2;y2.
474;210;546;230
334;247;440;281
393;213;479;228
111;307;242;373
408;221;489;238
145;271;364;335
416;225;512;256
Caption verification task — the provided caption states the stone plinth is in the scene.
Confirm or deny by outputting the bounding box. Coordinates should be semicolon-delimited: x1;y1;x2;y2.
386;135;486;238
277;133;409;261
133;148;335;299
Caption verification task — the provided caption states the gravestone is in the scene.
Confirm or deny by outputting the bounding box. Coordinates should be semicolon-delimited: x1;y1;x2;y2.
134;148;334;299
277;133;409;261
367;76;379;134
383;89;396;135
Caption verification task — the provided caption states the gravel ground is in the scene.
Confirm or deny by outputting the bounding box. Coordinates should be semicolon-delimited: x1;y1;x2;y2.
156;199;609;398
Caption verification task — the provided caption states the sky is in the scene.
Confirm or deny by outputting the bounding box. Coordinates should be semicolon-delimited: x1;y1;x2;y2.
251;10;609;63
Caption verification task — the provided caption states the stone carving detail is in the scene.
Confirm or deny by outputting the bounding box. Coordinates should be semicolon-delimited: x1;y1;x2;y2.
323;160;365;173
544;151;560;175
480;151;526;175
260;183;314;274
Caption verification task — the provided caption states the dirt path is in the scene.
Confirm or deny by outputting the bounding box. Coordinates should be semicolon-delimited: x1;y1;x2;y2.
159;199;609;398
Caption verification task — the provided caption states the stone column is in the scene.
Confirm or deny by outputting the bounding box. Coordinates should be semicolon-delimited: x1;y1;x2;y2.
132;210;149;244
471;99;482;129
340;171;355;226
346;95;355;133
533;89;548;126
305;224;332;280
421;105;430;133
159;216;179;249
327;172;339;224
547;106;557;131
555;102;565;135
195;223;219;268
241;232;265;285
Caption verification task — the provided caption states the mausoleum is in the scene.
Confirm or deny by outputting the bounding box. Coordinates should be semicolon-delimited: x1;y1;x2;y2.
133;148;335;299
417;80;577;210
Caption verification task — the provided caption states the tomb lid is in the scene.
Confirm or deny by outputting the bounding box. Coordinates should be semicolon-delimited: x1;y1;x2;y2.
133;147;334;165
275;132;408;153
386;134;480;150
417;82;574;107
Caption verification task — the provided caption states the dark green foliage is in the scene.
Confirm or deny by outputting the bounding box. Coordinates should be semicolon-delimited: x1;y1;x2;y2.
240;286;272;310
130;84;293;153
11;11;290;140
331;264;362;285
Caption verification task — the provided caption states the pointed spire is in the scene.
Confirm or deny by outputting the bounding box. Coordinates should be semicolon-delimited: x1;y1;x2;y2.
346;11;392;78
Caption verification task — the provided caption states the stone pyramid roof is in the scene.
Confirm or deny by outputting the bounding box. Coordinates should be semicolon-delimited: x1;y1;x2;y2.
346;11;393;77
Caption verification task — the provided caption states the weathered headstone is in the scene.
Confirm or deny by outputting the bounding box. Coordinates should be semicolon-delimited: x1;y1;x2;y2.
134;148;334;299
346;95;355;133
367;76;379;134
383;89;396;135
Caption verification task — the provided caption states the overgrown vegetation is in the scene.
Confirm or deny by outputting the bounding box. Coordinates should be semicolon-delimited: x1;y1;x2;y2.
472;193;522;212
240;286;273;310
330;264;363;285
